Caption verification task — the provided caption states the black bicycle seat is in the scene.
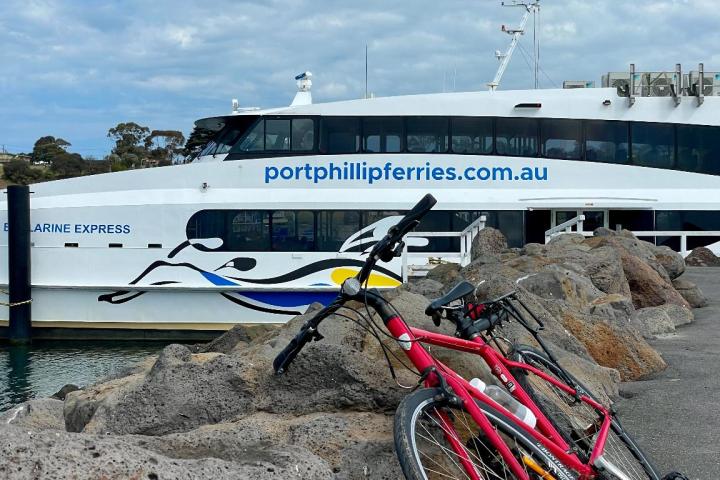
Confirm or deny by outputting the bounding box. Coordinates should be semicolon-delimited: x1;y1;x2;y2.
425;281;476;315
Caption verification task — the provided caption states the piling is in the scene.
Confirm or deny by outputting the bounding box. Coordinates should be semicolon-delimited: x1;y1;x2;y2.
7;185;31;344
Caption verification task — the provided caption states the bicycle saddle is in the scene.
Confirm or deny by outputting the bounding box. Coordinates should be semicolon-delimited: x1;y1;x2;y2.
425;281;476;315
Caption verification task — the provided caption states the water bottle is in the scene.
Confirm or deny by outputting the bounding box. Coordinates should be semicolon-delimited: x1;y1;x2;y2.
470;378;537;429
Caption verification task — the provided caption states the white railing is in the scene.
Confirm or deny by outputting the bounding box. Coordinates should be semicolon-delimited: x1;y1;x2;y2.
401;215;486;283
545;225;720;256
629;231;720;256
544;215;585;243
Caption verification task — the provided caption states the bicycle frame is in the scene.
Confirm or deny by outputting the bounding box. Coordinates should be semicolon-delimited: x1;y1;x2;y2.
384;314;613;480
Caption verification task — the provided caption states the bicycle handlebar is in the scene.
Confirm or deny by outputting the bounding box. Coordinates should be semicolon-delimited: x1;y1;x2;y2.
273;194;437;374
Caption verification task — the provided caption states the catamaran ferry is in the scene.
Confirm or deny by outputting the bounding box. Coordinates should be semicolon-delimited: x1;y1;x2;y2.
1;63;720;336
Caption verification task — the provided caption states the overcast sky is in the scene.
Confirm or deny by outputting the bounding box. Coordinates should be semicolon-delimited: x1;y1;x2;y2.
1;0;719;157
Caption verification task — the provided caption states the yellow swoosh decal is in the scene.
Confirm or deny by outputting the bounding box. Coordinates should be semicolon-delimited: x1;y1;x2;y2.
331;267;401;288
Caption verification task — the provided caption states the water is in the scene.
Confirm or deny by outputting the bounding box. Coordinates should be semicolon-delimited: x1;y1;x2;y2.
0;341;169;412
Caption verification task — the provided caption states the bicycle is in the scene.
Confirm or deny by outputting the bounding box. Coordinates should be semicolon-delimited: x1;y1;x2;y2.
273;193;688;480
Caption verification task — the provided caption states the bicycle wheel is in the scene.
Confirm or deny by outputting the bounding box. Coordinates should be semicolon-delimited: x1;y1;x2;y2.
509;345;660;480
394;387;577;480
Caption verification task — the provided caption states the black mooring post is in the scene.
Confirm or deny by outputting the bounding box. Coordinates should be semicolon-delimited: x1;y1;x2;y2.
7;185;31;344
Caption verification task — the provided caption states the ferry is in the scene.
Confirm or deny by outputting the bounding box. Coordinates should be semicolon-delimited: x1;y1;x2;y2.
2;61;720;336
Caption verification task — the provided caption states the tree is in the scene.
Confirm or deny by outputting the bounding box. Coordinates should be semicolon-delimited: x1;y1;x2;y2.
182;126;216;162
3;160;47;185
32;136;70;164
145;130;186;164
107;122;150;164
49;152;85;179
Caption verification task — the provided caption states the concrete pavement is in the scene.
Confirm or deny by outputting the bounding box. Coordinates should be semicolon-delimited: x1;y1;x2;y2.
617;267;720;480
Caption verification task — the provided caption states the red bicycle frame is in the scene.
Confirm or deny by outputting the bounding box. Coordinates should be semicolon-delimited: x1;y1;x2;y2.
384;314;612;480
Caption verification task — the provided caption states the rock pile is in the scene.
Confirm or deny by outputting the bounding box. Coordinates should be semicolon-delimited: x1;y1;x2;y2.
0;228;704;479
685;246;720;267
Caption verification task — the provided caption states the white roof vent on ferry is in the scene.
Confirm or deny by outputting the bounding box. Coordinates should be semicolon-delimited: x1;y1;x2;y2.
291;71;313;107
230;99;260;114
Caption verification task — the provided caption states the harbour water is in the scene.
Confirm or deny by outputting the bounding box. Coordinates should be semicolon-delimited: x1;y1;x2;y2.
0;341;168;412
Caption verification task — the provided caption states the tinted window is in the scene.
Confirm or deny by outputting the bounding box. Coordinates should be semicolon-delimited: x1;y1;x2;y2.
541;119;581;160
585;120;628;164
655;210;720;250
227;211;270;251
677;125;720;175
265;119;291;151
317;211;361;251
496;118;538;157
631;123;674;168
292;118;315;151
320;117;360;154
451;117;493;154
407;117;448;153
187;210;225;240
232;120;264;153
363;117;403;153
271;211;315;251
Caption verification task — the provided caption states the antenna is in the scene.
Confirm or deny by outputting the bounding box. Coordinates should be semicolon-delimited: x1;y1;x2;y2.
488;0;541;91
365;44;368;99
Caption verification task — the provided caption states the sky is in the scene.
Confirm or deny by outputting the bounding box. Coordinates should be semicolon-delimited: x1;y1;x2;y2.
1;0;719;157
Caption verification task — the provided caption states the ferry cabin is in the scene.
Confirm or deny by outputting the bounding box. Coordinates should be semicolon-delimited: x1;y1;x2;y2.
1;86;719;334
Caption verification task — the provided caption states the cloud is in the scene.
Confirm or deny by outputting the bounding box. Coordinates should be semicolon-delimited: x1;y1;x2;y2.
0;0;719;156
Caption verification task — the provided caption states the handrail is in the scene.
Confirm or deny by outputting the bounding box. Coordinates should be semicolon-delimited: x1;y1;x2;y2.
401;215;487;282
544;215;585;243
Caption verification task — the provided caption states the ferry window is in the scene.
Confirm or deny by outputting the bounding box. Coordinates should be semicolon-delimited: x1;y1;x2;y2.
484;211;525;248
232;120;265;152
541;119;581;160
451;117;493;154
214;126;243;155
407;117;449;153
292;118;315;151
271;211;315;251
265;119;291;151
187;210;226;240
320;117;360;154
496;118;538;157
677;125;720;175
585;120;628;164
317;211;361;251
363;117;403;153
227;211;270;251
656;210;720;250
631;122;675;169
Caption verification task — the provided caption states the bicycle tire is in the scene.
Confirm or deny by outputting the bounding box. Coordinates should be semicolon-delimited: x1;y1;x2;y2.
394;387;580;480
509;344;660;480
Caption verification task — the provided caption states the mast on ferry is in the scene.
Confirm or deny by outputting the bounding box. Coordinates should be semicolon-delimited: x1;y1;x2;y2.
488;0;541;91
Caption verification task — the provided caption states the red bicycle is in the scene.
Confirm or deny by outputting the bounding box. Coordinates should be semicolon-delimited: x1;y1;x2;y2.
274;194;687;480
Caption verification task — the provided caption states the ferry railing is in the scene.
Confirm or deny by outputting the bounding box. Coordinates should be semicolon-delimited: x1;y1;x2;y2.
628;231;720;256
544;215;586;243
400;215;487;283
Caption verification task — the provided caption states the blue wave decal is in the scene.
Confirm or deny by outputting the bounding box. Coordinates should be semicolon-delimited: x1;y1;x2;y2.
201;271;239;286
242;291;337;308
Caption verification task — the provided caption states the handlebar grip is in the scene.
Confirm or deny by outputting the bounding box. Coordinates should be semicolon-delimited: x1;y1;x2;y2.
391;193;437;237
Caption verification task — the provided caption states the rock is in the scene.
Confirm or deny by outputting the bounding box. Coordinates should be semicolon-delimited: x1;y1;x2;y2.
405;278;444;297
685;246;720;267
515;265;604;308
0;424;335;479
585;234;672;284
191;324;279;354
589;294;635;323
546;233;586;247
650;245;685;280
424;262;462;286
50;383;80;401
0;398;65;430
618;252;690;309
559;310;666;380
672;277;708;308
521;242;546;256
470;227;507;259
593;227;617;237
630;304;693;339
